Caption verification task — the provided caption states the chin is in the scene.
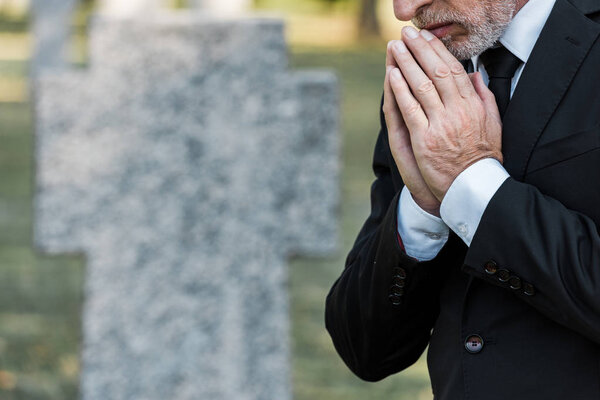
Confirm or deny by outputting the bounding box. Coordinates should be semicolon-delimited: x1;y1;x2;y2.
440;39;466;60
442;37;481;61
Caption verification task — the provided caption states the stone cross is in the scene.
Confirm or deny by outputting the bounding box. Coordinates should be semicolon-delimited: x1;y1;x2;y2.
99;0;250;17
188;0;252;15
33;13;339;400
30;0;78;72
99;0;162;17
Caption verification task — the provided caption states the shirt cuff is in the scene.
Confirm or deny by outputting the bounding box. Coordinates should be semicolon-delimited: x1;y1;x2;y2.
397;186;449;261
440;158;510;246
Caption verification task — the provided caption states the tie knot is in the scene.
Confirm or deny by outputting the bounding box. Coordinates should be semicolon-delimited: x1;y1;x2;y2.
480;45;522;79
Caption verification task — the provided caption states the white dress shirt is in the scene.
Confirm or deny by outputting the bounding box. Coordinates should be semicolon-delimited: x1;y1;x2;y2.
397;0;557;261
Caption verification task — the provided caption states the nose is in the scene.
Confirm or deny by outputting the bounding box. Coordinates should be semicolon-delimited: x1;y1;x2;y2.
393;0;433;21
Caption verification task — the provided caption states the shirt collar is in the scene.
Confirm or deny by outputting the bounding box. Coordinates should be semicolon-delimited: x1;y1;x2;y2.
471;0;556;67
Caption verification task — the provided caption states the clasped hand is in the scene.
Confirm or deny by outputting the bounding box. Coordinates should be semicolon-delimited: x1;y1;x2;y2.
383;26;503;216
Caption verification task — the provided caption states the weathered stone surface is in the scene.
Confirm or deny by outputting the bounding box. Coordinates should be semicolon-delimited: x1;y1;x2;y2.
98;0;250;17
34;13;339;400
188;0;252;14
99;0;162;17
31;0;77;72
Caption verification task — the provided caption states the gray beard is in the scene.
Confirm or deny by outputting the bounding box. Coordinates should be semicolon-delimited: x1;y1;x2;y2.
412;0;517;60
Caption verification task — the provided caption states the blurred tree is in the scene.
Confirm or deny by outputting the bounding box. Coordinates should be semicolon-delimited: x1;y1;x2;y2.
321;0;344;10
315;0;382;38
358;0;380;38
169;0;188;8
0;0;28;32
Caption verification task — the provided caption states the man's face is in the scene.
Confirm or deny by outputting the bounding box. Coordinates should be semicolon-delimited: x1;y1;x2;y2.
394;0;519;60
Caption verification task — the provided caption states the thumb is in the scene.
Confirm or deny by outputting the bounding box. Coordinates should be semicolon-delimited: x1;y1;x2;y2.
469;72;501;123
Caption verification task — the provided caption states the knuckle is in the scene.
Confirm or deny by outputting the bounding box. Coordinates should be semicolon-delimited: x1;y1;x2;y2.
433;65;451;79
461;119;474;134
472;100;485;115
424;132;440;151
455;110;473;131
416;79;435;95
405;101;422;116
439;117;455;134
455;107;469;122
450;61;466;76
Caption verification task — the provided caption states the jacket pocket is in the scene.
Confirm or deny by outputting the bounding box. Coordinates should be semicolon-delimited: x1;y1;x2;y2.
527;124;600;174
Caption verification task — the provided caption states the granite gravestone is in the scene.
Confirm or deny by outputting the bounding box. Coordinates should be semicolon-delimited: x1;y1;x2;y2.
188;0;251;14
31;0;78;72
34;13;339;400
99;0;162;17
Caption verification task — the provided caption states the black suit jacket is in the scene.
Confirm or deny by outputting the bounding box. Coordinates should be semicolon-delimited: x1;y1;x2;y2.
325;0;600;398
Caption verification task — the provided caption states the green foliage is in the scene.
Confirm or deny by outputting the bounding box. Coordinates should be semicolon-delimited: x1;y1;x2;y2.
0;15;27;33
318;0;351;7
255;0;357;15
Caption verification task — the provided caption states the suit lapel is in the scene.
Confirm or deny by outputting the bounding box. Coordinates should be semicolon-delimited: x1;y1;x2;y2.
501;0;600;181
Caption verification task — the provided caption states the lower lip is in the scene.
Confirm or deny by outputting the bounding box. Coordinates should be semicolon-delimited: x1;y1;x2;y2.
429;24;453;38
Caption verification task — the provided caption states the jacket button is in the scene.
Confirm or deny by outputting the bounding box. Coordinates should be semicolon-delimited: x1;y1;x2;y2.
391;276;405;287
392;267;407;280
484;260;498;275
389;294;402;306
390;284;404;296
497;269;510;282
464;334;484;354
509;276;522;290
523;282;536;296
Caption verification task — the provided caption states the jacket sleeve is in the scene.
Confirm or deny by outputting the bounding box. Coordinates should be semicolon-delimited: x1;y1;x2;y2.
324;101;462;382
463;177;600;343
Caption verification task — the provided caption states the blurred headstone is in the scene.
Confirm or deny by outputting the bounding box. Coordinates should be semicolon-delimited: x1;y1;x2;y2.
30;0;78;72
34;13;339;400
99;0;162;17
188;0;252;15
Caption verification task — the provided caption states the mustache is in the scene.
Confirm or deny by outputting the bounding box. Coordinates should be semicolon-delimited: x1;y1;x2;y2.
412;8;469;30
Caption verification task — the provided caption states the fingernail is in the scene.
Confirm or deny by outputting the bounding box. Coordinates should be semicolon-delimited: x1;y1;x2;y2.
403;26;419;39
386;66;394;74
420;29;435;41
394;40;407;53
391;68;401;81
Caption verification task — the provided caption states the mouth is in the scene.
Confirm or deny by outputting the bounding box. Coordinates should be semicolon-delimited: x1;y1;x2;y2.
422;22;454;38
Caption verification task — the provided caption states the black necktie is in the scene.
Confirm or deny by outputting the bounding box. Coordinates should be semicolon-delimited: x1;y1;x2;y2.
479;46;522;119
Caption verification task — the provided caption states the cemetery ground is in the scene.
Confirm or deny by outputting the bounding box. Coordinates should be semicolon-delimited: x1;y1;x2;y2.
0;38;431;400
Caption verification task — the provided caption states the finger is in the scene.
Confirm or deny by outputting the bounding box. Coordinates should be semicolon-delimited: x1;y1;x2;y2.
470;72;501;122
383;66;403;133
384;68;432;196
390;40;444;118
384;67;413;152
384;69;410;156
389;67;429;133
400;26;460;106
420;29;478;99
386;41;399;69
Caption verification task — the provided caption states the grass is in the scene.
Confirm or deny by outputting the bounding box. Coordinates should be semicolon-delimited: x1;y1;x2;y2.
0;14;431;400
0;99;84;399
289;46;432;400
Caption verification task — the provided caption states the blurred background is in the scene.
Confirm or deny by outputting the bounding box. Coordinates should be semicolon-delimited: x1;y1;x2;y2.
0;0;430;399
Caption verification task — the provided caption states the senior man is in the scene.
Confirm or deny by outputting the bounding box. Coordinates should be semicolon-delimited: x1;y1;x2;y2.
325;0;600;397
